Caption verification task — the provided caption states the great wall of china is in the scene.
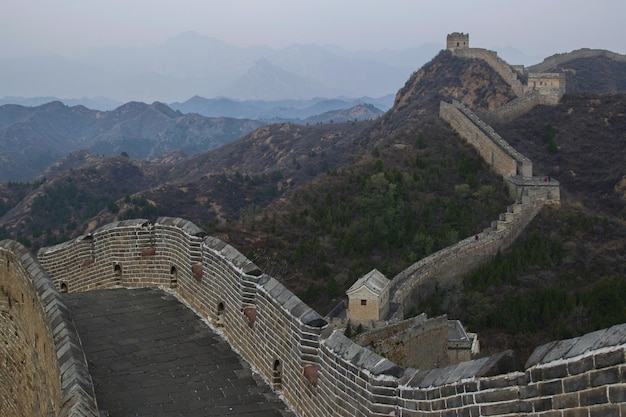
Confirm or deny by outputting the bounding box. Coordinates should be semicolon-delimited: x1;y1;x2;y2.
2;33;626;416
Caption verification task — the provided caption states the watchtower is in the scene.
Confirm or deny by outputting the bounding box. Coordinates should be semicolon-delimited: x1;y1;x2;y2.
447;32;469;50
346;269;390;325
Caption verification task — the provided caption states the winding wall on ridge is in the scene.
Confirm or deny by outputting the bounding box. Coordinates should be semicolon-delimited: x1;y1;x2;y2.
388;99;558;319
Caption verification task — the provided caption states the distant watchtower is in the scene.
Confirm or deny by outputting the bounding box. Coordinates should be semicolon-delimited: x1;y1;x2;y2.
447;32;469;50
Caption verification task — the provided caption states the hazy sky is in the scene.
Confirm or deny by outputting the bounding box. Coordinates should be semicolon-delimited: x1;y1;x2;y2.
2;0;625;57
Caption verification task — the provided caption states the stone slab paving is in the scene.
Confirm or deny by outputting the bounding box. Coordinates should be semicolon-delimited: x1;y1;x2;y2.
64;288;294;417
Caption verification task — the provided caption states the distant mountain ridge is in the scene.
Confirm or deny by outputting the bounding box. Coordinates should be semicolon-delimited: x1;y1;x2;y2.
0;101;264;181
301;104;384;124
170;95;394;120
0;96;123;111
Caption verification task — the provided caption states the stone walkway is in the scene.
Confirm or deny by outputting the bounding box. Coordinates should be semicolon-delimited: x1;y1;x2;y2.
64;288;293;417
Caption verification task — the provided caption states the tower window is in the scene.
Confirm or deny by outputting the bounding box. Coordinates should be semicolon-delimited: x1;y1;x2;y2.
361;299;367;306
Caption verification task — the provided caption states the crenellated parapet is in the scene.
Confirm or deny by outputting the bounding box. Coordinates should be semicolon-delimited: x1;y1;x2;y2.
1;212;625;415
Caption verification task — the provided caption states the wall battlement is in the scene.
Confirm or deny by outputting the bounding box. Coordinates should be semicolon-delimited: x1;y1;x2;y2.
388;199;545;319
0;216;617;416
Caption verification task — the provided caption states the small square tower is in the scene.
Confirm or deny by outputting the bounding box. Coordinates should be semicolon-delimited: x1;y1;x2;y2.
346;269;391;324
447;32;469;50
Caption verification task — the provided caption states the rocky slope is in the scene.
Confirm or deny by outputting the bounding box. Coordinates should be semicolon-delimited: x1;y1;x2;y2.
527;49;626;93
301;104;384;124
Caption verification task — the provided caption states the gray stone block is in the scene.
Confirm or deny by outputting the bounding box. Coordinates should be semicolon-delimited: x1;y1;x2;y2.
371;359;403;378
476;350;516;377
540;338;579;364
593;323;626;349
565;328;608;359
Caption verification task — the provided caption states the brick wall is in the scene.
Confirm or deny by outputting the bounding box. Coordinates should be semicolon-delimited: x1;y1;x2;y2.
0;240;97;417
398;325;626;416
486;89;545;123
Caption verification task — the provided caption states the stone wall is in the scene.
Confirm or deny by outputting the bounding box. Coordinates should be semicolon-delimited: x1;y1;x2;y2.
0;240;98;417
31;218;626;416
37;217;332;417
392;99;558;319
389;200;544;319
486;90;544;123
355;315;450;369
486;86;566;123
440;100;532;178
452;46;566;121
453;48;525;96
398;325;626;416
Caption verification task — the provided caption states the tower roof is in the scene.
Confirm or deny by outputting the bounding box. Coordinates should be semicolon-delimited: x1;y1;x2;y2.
346;269;390;297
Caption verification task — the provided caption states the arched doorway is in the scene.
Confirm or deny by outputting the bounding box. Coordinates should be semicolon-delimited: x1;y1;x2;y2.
113;264;122;283
272;359;282;390
216;302;225;327
170;266;178;288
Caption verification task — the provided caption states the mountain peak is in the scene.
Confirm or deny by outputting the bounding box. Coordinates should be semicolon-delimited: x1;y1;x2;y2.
149;101;180;118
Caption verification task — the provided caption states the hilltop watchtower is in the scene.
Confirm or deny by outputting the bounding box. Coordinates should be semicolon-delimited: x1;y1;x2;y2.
447;32;469;50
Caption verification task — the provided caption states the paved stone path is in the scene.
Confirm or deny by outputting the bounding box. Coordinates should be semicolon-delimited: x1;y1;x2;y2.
64;288;293;417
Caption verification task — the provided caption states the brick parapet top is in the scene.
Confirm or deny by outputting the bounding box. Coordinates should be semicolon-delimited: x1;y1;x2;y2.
508;175;560;187
156;216;205;237
526;323;626;368
257;274;327;329
323;330;404;379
